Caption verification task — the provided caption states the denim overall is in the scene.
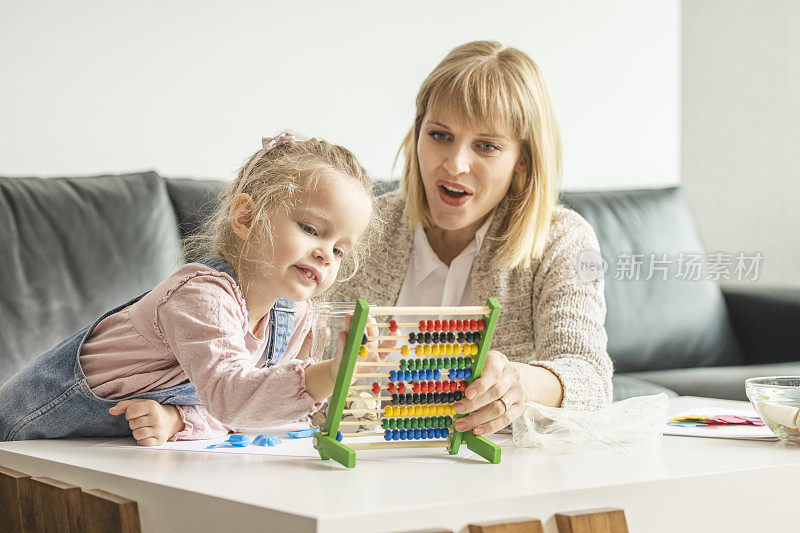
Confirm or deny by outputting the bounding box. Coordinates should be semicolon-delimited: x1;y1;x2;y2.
0;257;296;441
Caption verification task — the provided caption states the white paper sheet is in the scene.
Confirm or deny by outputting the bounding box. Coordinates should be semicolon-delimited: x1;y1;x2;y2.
663;407;777;440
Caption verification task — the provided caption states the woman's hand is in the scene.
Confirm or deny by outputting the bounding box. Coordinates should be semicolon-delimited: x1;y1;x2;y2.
109;399;185;446
452;350;563;436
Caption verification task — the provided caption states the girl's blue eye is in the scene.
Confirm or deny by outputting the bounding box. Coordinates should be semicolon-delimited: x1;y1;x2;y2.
333;248;343;257
300;224;317;235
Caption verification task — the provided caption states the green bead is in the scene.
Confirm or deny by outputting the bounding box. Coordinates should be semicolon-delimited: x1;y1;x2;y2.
411;418;419;429
399;359;407;370
442;357;451;368
445;417;452;427
422;358;430;369
381;418;389;429
404;418;412;429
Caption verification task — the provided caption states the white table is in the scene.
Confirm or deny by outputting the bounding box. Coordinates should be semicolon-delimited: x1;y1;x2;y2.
2;396;798;533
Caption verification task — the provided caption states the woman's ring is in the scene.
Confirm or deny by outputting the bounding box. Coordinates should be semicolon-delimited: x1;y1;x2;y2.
499;395;512;414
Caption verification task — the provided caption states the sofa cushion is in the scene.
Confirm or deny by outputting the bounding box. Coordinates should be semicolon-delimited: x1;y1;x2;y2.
625;361;800;401
164;178;225;240
0;172;182;384
560;188;743;373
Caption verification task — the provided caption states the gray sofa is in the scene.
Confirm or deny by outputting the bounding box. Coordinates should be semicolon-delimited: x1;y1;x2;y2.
2;172;798;401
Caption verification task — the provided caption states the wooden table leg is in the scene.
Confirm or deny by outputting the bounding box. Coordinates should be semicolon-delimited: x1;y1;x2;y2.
82;488;142;533
468;518;544;532
555;508;628;533
0;466;35;533
30;477;84;532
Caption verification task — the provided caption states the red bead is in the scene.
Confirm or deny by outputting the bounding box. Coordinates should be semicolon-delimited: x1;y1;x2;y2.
449;380;457;392
459;380;467;391
434;319;441;331
387;382;397;394
477;319;485;331
372;382;381;394
426;319;435;331
398;382;407;393
449;319;457;331
441;320;449;332
389;319;398;332
435;381;443;392
456;319;464;331
419;320;427;332
412;381;421;393
469;319;478;330
421;381;429;393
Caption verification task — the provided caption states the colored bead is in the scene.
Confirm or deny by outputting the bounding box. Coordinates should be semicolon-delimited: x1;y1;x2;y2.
384;429;392;441
387;382;396;394
434;319;441;331
408;332;416;344
447;332;455;343
389;370;397;381
419;320;427;332
416;332;424;343
372;382;381;394
359;345;367;358
399;359;408;371
441;319;449;332
459;381;467;391
392;429;400;440
336;430;343;442
431;344;439;356
424;332;432;343
478;319;485;331
422;358;430;370
407;405;415;417
448;319;457;331
382;418;389;429
399;406;408;417
414;429;422;439
426;319;435;331
412;393;421;403
428;369;436;380
415;344;423;356
392;405;401;417
389;418;397;429
424;344;432;356
474;331;481;343
405;370;413;381
401;345;410;356
412;381;420;393
398;393;406;405
456;319;463;331
410;370;418;380
398;382;407;393
422;428;429;439
389;319;398;332
404;418;412;429
398;429;406;440
384;405;392;417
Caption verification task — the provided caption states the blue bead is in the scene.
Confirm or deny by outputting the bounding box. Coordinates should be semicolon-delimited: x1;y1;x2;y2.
336;430;343;442
411;370;419;380
400;429;407;440
389;370;397;381
425;369;433;380
384;430;392;441
433;369;441;380
421;428;429;439
405;370;413;381
465;369;472;380
455;369;463;380
414;429;421;439
392;429;400;441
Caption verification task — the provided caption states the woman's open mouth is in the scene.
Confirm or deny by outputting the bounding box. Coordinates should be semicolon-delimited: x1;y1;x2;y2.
437;182;473;206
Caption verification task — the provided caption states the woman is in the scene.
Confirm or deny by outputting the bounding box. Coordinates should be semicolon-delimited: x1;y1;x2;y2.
328;40;613;436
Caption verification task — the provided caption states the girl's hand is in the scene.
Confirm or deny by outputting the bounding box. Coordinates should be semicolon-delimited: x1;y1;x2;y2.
109;399;185;446
451;350;563;436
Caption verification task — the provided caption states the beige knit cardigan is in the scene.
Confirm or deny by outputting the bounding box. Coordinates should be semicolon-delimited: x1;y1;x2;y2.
327;191;613;410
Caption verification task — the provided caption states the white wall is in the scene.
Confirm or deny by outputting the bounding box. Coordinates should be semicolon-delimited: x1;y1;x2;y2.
0;1;679;190
682;0;800;285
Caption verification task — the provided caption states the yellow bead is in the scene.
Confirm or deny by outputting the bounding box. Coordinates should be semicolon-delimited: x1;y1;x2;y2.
392;405;400;417
359;345;367;358
400;406;408;417
453;343;462;356
431;344;439;356
439;343;446;356
384;406;392;417
445;343;453;355
406;405;415;417
422;405;430;417
424;344;432;356
415;345;423;356
401;345;410;356
462;343;469;355
436;404;444;416
471;343;479;356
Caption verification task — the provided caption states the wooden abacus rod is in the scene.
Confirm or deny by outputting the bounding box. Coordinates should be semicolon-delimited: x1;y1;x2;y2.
368;305;490;317
346;395;392;401
373;322;419;328
351;373;390;378
371;336;408;341
342;406;454;415
353;361;401;367
348;440;448;450
349;385;378;390
337;420;382;426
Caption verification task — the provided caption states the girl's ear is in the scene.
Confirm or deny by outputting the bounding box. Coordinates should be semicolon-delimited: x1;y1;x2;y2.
229;193;256;241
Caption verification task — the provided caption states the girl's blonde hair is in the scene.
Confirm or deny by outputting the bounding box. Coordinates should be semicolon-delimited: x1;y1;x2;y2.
186;136;376;283
400;40;562;270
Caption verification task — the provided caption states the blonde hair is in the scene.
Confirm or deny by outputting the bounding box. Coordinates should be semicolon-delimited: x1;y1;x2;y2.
185;136;376;283
399;40;562;269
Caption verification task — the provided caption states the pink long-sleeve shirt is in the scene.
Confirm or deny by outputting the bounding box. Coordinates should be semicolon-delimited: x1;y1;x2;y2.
79;262;319;440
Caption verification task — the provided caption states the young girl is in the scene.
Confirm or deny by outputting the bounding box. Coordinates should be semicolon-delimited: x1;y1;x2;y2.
0;132;376;445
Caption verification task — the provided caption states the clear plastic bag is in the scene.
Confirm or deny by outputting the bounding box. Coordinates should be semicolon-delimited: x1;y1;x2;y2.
511;393;670;453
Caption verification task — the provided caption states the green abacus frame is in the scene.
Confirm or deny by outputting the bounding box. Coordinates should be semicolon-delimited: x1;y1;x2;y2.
313;298;501;468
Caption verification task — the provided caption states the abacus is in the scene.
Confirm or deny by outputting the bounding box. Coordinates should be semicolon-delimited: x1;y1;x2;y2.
313;298;501;468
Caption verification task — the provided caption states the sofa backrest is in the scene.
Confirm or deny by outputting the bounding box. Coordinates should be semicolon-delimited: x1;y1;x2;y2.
561;188;743;372
0;172;183;384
